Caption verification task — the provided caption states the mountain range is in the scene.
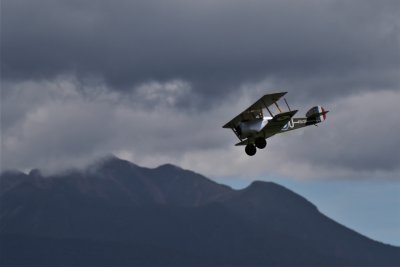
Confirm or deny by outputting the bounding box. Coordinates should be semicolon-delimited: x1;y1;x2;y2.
1;155;399;266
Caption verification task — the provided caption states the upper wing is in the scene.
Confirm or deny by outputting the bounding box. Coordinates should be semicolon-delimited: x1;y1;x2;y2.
222;92;287;129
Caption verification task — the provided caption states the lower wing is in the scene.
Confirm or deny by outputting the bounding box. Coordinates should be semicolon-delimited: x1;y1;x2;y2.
235;110;298;146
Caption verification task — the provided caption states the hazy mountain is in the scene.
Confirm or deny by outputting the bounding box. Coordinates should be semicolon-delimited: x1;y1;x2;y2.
1;156;399;266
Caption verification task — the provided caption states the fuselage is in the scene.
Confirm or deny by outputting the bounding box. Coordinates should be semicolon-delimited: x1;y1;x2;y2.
238;116;272;138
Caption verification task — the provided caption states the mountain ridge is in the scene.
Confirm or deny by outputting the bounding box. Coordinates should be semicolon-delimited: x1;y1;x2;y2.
1;156;399;266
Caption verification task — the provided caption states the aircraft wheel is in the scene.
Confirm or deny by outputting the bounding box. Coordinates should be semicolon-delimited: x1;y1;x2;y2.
255;137;267;149
245;144;257;156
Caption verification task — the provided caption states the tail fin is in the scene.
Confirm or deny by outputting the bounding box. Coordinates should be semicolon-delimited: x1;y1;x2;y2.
306;106;328;123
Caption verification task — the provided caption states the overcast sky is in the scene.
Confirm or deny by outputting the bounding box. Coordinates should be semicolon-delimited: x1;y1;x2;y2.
2;0;399;179
1;0;400;246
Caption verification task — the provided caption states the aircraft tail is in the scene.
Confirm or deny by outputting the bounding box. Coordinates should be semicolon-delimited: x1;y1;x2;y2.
306;106;328;123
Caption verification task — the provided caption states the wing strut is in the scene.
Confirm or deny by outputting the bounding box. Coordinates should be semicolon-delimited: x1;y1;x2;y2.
262;100;274;117
274;102;282;113
284;98;291;111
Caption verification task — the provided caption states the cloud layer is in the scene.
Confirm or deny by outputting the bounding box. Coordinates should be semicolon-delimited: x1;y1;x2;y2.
1;0;400;179
2;77;399;179
3;1;399;100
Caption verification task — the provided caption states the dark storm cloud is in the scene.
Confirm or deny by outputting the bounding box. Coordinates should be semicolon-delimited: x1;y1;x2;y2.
2;0;399;104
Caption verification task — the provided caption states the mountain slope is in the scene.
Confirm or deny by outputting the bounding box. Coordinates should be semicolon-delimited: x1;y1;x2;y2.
1;156;399;266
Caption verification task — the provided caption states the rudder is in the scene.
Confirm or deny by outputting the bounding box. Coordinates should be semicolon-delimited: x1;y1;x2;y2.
306;106;328;123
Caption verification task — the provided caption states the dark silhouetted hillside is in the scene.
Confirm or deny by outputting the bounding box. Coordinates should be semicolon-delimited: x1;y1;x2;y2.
1;155;399;266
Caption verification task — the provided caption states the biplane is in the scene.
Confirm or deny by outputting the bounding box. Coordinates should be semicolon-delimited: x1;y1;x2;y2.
223;92;328;156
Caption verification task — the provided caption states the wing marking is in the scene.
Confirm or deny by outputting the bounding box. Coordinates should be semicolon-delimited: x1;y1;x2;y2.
260;110;298;139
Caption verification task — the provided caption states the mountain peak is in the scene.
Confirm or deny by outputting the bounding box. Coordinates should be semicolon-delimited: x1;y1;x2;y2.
245;180;291;194
28;168;42;177
248;180;277;187
156;163;181;170
236;179;318;213
95;154;132;165
86;154;139;173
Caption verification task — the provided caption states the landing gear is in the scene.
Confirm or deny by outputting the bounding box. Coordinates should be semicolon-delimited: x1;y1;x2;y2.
255;137;267;149
245;138;267;156
245;144;257;156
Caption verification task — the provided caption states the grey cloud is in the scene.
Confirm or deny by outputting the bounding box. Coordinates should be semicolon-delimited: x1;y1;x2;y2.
2;75;400;180
3;78;399;179
2;0;399;105
274;90;400;175
1;84;115;171
0;78;234;172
